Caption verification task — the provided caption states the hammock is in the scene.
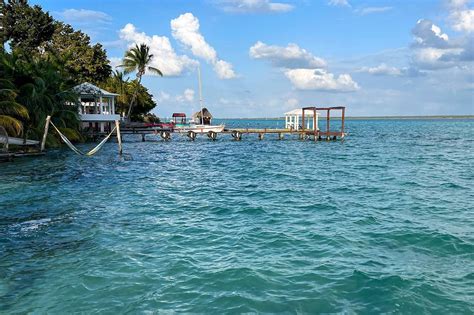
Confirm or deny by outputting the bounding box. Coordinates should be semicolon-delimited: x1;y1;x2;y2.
50;121;117;156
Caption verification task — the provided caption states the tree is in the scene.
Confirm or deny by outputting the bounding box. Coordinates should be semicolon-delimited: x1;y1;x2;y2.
0;78;29;136
118;43;162;120
101;71;156;120
3;1;111;84
3;0;55;53
46;22;111;84
0;50;81;145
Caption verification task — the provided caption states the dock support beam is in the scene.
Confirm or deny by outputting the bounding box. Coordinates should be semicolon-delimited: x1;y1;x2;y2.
40;116;51;152
187;131;196;141
207;131;218;141
231;131;242;141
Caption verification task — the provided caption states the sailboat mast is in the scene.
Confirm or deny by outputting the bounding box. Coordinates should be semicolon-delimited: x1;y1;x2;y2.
198;65;204;125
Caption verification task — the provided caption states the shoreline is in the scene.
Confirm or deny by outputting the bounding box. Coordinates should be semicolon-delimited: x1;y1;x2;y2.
215;115;474;120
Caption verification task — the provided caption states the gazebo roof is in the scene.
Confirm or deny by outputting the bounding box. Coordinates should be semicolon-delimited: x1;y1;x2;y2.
73;82;119;97
284;108;319;116
172;113;187;117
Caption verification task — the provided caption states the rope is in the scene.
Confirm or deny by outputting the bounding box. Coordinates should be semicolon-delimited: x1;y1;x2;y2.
85;125;116;156
50;121;117;156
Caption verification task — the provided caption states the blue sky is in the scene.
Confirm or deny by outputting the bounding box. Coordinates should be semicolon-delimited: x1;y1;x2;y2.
33;0;473;117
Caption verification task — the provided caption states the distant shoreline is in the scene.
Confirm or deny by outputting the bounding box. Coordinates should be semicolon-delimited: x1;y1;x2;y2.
216;115;474;120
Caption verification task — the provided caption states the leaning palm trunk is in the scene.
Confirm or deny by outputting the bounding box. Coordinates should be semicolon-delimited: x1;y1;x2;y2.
126;74;142;121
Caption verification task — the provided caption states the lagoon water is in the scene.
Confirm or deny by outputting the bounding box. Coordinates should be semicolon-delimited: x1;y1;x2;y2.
1;119;473;313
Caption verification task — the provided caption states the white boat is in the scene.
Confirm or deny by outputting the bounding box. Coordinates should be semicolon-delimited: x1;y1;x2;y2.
174;65;224;134
174;124;225;133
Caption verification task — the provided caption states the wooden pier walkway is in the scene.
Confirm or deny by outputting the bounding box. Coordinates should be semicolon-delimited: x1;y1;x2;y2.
115;127;345;142
116;106;347;142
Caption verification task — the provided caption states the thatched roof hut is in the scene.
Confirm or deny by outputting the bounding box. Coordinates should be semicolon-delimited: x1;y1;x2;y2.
192;108;213;125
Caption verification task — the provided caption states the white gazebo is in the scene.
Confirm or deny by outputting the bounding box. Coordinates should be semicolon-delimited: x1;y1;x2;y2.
73;82;121;133
284;109;319;131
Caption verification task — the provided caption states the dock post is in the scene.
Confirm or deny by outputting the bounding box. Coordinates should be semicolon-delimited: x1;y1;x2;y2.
40;116;51;152
341;107;345;138
142;134;146;142
207;131;217;141
187;131;196;141
327;109;330;136
278;133;283;140
115;120;122;155
313;108;317;142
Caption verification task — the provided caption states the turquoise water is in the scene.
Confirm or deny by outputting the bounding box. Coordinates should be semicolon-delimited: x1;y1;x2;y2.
1;119;473;313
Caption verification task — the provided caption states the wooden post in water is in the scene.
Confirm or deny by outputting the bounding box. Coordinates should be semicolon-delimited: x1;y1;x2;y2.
313;108;317;141
341;107;345;134
301;109;305;132
115;120;122;155
326;109;330;141
40;116;51;152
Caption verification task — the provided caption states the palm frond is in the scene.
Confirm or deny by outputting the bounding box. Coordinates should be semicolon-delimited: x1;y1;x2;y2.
147;66;163;76
0;101;30;119
0;115;23;136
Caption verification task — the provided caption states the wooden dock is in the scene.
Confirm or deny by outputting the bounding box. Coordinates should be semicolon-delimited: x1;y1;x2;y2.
116;106;347;142
115;126;345;142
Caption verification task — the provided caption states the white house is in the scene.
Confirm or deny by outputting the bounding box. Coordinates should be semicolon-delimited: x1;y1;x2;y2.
73;82;121;133
284;109;319;131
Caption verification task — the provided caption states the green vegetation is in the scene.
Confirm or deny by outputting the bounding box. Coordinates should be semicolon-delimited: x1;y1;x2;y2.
0;50;81;146
118;43;163;120
101;70;156;122
0;0;159;146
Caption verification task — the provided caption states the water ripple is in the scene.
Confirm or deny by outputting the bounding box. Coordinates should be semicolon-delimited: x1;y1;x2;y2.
0;119;473;313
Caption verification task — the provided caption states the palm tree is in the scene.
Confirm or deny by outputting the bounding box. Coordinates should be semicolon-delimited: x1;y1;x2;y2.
112;70;128;93
0;51;81;145
118;43;162;120
0;79;29;136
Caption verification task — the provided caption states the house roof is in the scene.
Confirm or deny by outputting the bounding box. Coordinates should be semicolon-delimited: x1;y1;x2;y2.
192;108;213;118
73;82;119;97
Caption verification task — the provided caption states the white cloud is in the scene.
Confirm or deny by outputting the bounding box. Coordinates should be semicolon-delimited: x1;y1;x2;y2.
157;89;195;104
410;19;472;69
215;0;294;13
171;13;236;79
328;0;351;7
447;0;470;9
359;63;403;76
109;57;122;70
450;9;474;32
184;89;195;102
249;41;327;68
119;23;197;77
412;47;463;69
358;63;426;77
355;6;393;15
446;0;474;33
285;69;360;92
56;9;111;24
412;19;450;48
155;91;171;103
